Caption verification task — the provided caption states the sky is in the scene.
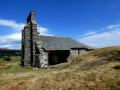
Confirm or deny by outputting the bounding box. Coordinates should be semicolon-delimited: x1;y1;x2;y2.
0;0;120;49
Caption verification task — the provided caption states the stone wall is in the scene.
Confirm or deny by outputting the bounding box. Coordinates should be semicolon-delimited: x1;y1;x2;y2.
79;50;87;56
36;40;48;68
39;50;48;68
69;49;87;61
35;52;48;68
21;11;38;67
22;26;31;66
31;22;38;67
35;49;48;68
69;49;78;61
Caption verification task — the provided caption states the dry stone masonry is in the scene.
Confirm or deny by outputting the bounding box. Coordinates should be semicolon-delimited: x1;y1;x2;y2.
21;11;93;68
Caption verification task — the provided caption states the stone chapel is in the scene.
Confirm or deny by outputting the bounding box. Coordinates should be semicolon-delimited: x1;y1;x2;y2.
21;11;93;68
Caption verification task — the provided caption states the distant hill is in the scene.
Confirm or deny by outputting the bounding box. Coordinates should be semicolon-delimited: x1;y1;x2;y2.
0;49;21;56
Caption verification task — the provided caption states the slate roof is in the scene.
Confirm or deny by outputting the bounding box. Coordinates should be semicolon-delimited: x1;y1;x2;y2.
39;35;93;51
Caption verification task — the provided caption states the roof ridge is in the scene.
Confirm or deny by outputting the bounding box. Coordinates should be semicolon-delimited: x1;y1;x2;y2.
39;35;69;38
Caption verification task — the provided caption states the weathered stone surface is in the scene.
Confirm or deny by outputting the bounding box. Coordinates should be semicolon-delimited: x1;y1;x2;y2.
21;11;89;68
69;49;78;61
21;11;49;68
69;49;87;61
21;11;38;67
39;51;48;68
79;50;87;56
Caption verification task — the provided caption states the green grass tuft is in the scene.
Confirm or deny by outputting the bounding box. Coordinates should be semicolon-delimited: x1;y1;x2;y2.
5;66;12;70
3;56;11;61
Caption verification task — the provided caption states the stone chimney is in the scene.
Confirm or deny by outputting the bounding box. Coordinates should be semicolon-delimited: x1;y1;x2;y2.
27;11;36;23
21;11;38;67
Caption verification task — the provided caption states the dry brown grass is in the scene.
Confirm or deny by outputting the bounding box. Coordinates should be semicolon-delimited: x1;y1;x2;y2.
0;46;120;90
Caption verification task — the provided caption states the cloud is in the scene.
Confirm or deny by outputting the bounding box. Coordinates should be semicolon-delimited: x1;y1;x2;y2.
79;24;120;48
82;31;97;37
0;33;21;49
106;23;120;29
0;19;52;49
37;26;52;35
0;45;13;48
0;33;21;43
0;44;19;49
0;19;51;35
0;19;25;31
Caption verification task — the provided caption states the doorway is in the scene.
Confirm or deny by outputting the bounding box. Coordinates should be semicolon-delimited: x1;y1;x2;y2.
48;51;69;65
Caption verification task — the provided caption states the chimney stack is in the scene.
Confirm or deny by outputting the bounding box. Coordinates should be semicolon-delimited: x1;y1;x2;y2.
27;11;36;23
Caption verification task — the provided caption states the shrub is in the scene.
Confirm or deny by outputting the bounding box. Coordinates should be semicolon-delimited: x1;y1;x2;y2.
0;55;3;58
114;65;120;70
3;56;11;61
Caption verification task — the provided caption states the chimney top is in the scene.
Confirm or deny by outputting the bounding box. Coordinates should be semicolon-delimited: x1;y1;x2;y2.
27;11;36;23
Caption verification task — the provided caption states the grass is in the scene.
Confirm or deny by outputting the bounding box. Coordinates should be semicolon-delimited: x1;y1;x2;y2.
0;46;120;90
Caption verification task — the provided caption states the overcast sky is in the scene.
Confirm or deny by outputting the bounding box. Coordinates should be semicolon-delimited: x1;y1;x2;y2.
0;0;120;49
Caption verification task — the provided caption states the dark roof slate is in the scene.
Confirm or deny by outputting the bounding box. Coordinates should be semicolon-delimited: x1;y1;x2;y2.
39;35;93;51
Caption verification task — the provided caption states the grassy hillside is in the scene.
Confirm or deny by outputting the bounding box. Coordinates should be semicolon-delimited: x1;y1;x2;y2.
0;46;120;90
